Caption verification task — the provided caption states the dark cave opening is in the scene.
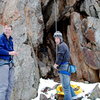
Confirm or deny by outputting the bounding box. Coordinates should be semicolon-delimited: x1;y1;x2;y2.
43;16;70;46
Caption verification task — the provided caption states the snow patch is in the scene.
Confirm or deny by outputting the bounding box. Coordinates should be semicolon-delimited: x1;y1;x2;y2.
32;78;100;100
32;78;58;100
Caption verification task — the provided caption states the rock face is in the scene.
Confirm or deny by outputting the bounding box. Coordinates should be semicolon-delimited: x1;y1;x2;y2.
0;0;43;100
89;84;100;99
0;0;100;99
67;12;100;82
80;0;100;18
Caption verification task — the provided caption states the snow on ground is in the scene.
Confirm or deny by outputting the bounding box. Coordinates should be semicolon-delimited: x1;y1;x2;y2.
71;81;100;100
32;78;58;100
32;78;100;100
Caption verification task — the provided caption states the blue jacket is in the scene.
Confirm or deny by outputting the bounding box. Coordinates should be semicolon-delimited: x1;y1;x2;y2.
0;33;14;61
56;42;70;65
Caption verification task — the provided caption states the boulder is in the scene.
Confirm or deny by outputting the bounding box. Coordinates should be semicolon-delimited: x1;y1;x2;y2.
67;12;100;82
80;0;100;18
0;0;44;99
88;84;100;100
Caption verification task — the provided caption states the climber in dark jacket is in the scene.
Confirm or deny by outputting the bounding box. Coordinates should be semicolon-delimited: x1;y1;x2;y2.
0;25;18;100
53;31;76;100
55;42;70;66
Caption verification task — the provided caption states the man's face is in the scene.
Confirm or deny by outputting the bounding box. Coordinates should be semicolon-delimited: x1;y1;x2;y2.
55;37;60;45
4;25;12;38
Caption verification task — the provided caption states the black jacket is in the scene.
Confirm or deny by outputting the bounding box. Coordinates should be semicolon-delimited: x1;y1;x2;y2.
56;42;70;65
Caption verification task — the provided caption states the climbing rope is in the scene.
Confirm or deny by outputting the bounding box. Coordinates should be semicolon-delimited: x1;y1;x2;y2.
54;0;58;65
54;0;58;32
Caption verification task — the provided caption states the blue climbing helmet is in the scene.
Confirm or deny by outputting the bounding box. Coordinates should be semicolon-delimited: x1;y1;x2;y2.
53;31;63;42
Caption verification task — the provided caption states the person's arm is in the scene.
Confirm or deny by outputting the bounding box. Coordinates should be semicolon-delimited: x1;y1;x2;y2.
55;44;65;65
0;39;18;56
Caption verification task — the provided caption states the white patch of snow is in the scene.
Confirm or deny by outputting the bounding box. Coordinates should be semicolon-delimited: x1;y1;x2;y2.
32;78;58;100
71;81;100;100
32;78;100;100
96;99;100;100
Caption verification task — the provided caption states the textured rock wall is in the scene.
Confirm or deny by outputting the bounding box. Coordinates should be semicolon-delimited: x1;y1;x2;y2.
67;12;100;82
0;0;44;100
67;0;100;82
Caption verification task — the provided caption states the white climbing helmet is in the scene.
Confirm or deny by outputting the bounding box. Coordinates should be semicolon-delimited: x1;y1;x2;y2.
53;31;63;42
53;31;62;38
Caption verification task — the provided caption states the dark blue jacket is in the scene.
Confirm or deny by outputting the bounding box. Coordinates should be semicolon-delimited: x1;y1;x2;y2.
0;33;14;61
56;42;70;65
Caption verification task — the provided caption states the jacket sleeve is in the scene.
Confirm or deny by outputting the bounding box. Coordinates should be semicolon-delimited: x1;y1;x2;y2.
55;45;65;65
0;38;10;55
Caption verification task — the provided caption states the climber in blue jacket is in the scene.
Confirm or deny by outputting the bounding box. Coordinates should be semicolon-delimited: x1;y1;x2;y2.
0;25;18;100
53;31;76;100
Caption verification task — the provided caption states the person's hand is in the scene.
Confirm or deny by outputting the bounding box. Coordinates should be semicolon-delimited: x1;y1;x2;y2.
53;64;59;69
9;51;18;56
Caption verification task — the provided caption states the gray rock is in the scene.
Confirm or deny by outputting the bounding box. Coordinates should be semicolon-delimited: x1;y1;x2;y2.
38;61;51;77
41;0;50;8
87;17;100;50
80;0;100;18
67;12;100;82
40;94;48;100
88;84;100;100
0;0;44;99
10;0;44;99
0;0;7;14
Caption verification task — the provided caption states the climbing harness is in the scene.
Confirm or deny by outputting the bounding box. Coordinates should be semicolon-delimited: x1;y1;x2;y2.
58;63;77;76
0;59;14;66
58;70;71;76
